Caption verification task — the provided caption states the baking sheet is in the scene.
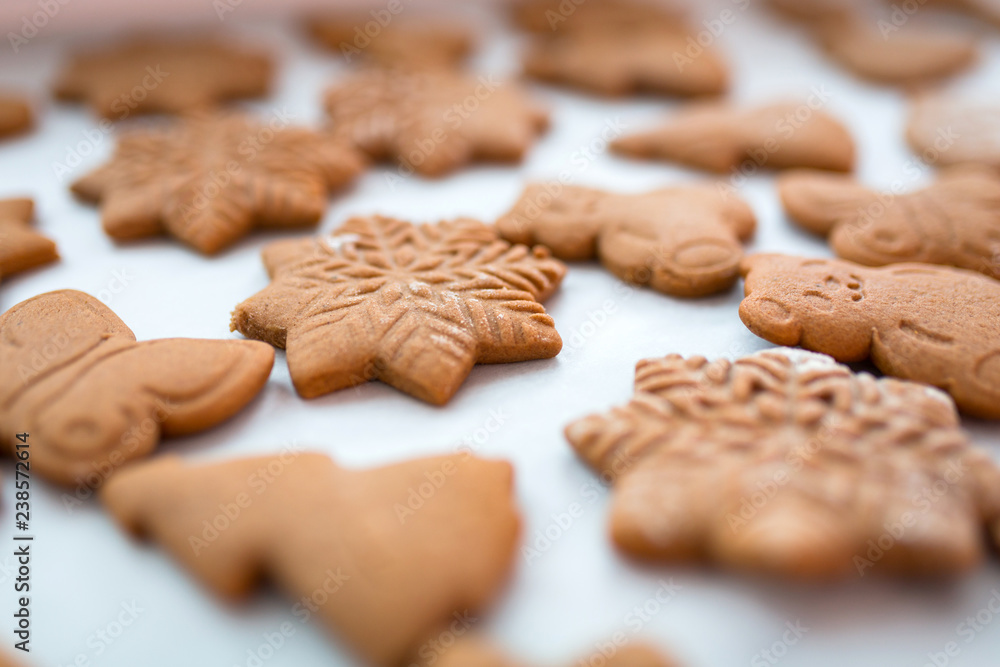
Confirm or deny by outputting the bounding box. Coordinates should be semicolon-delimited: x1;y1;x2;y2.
1;2;1000;665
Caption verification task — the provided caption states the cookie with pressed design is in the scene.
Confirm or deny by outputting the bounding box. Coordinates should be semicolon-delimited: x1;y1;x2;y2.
307;16;474;67
101;451;520;667
54;39;272;118
739;254;1000;418
231;216;565;405
566;348;1000;577
497;183;755;297
612;102;854;173
324;67;548;177
0;290;273;486
779;166;1000;278
71;114;364;255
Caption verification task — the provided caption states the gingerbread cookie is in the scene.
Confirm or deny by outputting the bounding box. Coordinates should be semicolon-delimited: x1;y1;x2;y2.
324;67;548;177
54;39;272;119
779;167;1000;278
71;114;364;255
308;16;473;67
101;451;520;667
923;0;1000;28
770;3;976;85
612;102;855;173
907;98;1000;169
231;217;565;405
739;254;1000;418
816;16;975;85
0;290;273;486
522;21;728;98
566;348;1000;578
511;0;684;34
0;198;58;281
433;637;676;667
0;95;31;139
497;184;755;297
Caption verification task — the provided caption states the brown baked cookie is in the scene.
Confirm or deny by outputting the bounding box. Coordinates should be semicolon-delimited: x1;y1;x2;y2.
566;348;1000;578
231;216;565;405
922;0;1000;28
0;198;58;281
324;67;548;177
511;0;684;33
54;39;272;119
496;183;755;297
739;254;1000;419
907;98;1000;169
612;102;855;173
431;636;677;667
101;451;520;667
308;16;473;67
522;21;728;98
779;166;1000;278
0;290;273;486
0;95;31;139
770;2;976;85
814;16;976;86
71;114;364;255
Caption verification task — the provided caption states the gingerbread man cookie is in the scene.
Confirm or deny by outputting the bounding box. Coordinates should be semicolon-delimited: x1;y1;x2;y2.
567;348;1000;577
1;290;274;486
497;183;755;297
779;166;1000;278
101;451;520;667
739;254;1000;418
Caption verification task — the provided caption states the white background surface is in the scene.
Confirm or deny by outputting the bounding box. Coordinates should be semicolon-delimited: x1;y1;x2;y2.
1;2;999;666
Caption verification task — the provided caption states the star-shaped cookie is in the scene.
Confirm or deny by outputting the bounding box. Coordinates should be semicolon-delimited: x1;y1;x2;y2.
566;348;1000;578
324;67;548;177
71;114;365;255
0;198;58;282
497;183;756;297
1;290;273;486
54;39;272;119
779;166;1000;277
612;102;855;173
232;217;566;404
101;451;520;667
308;16;474;67
739;254;1000;419
0;95;31;139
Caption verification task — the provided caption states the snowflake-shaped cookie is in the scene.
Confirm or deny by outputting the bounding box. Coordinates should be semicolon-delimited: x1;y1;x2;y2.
566;349;1000;578
231;216;566;404
54;40;272;118
325;68;548;177
71;114;365;254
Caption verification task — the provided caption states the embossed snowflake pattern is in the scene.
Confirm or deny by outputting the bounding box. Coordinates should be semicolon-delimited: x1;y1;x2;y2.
71;114;365;254
232;216;566;404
